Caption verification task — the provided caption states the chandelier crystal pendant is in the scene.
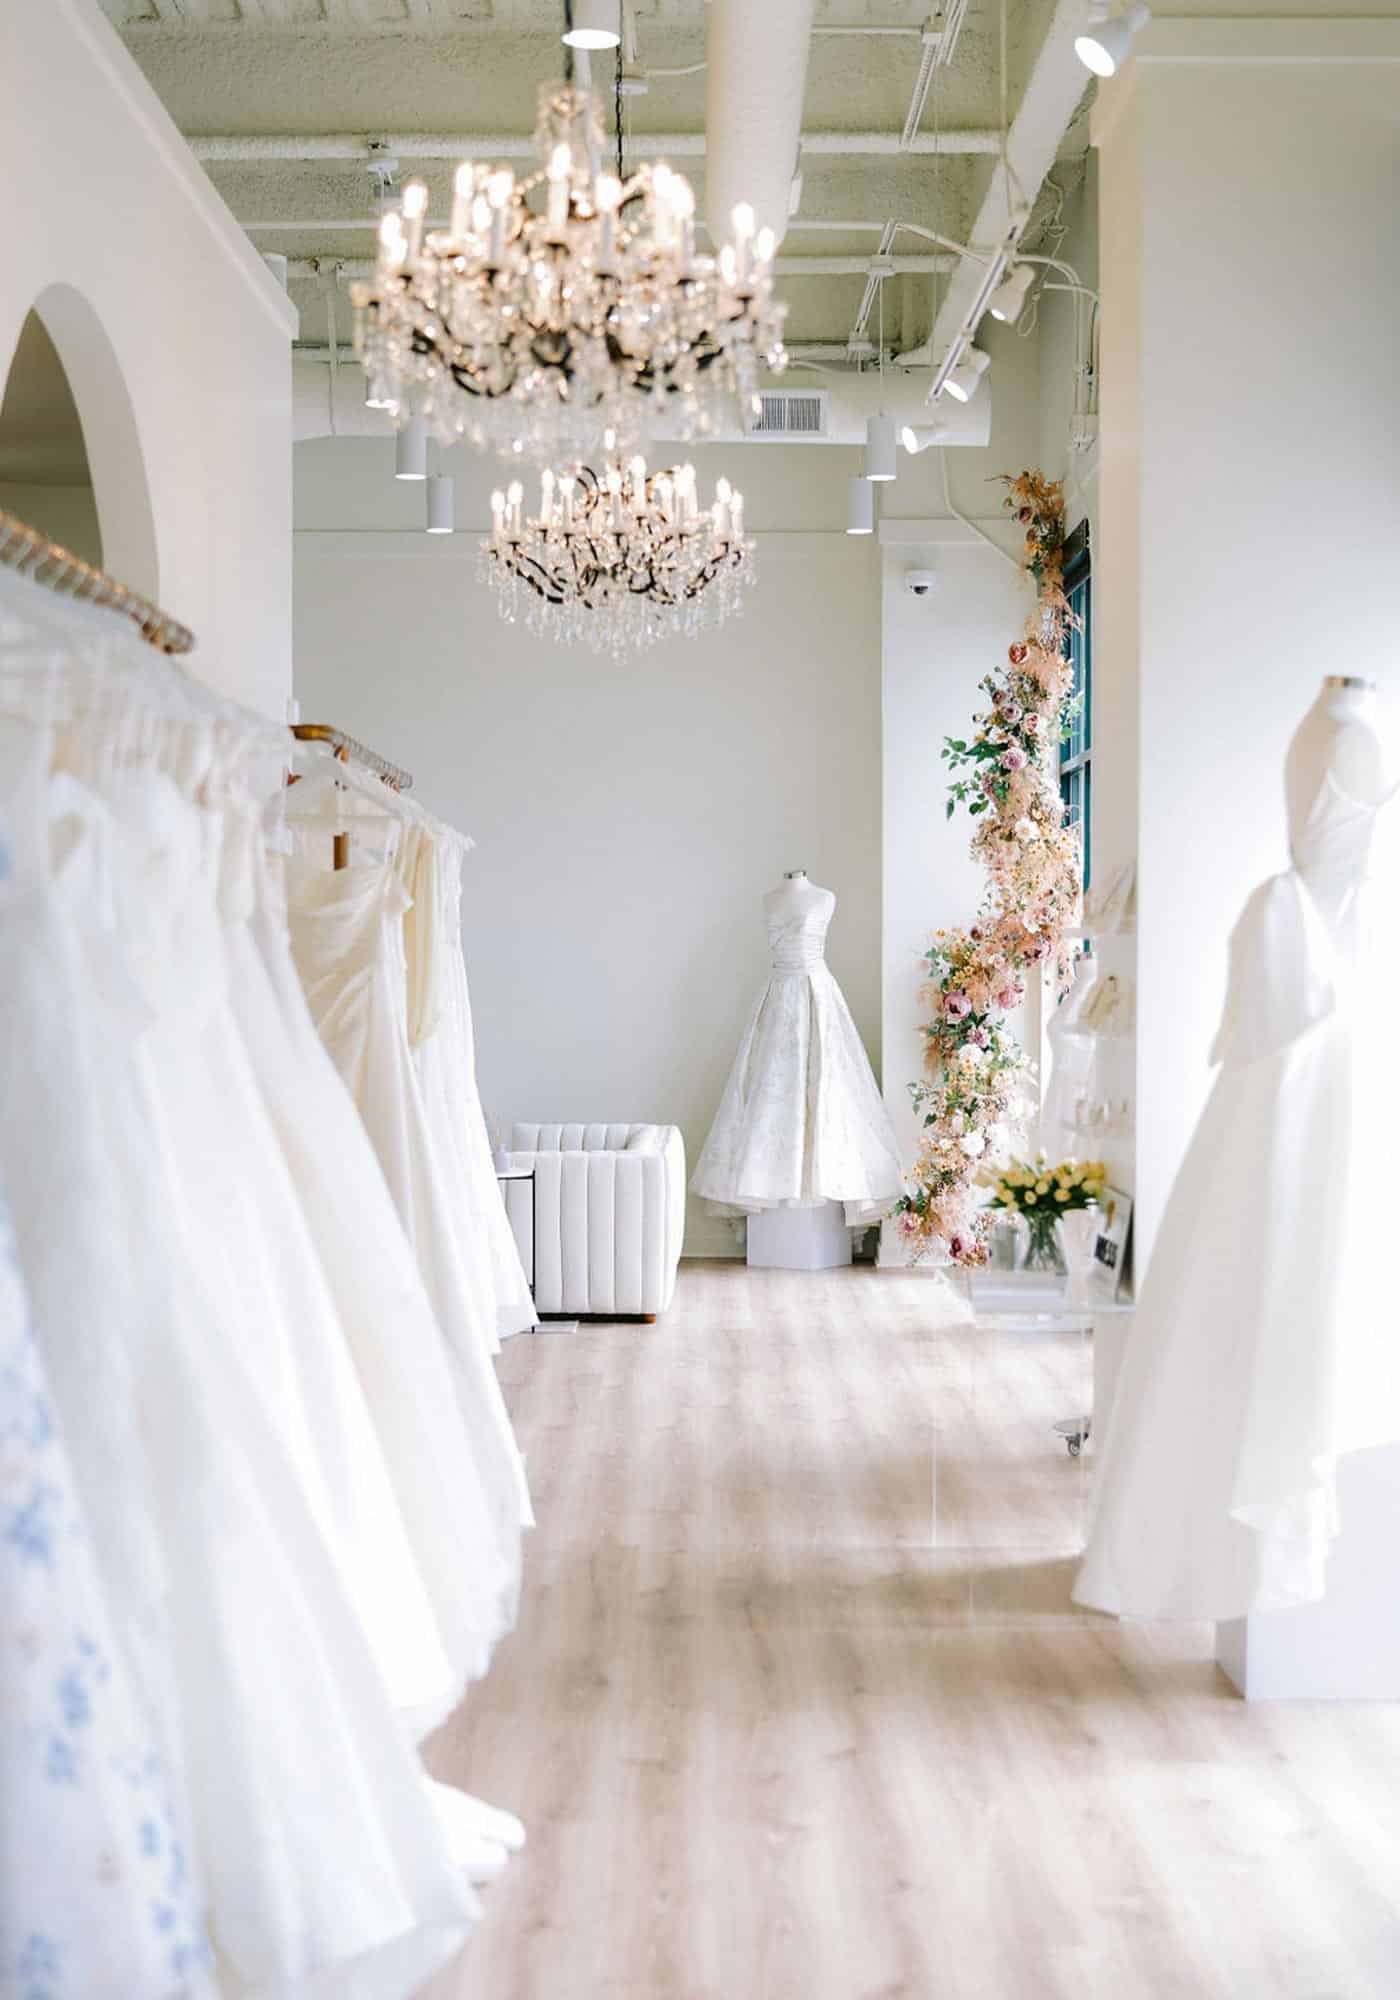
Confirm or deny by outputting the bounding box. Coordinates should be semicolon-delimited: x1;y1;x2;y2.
352;82;788;461
482;451;754;655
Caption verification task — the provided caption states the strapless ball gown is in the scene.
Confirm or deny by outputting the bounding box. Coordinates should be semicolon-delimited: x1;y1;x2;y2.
692;888;903;1224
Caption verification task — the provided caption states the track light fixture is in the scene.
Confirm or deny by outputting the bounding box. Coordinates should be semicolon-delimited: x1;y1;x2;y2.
561;0;622;50
426;473;455;534
943;347;990;405
394;411;427;480
864;412;898;483
900;424;951;456
846;476;874;536
1075;3;1150;77
988;263;1035;325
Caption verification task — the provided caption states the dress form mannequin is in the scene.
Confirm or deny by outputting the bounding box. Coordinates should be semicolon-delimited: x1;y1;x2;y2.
764;868;835;928
1285;678;1389;839
692;866;904;1261
1074;675;1400;1688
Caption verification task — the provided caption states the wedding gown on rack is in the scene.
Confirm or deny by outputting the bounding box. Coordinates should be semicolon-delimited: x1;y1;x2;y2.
229;808;515;1708
692;879;904;1220
1075;702;1400;1621
402;828;536;1343
0;1186;215;2000
286;800;532;1602
0;714;476;1998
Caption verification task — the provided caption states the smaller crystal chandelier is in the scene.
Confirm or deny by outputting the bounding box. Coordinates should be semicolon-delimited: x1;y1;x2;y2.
482;452;754;655
352;80;787;460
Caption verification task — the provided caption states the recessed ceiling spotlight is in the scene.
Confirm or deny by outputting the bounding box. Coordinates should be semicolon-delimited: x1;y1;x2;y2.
864;412;898;482
846;476;874;536
562;0;622;50
988;263;1035;324
1075;4;1150;77
943;347;990;404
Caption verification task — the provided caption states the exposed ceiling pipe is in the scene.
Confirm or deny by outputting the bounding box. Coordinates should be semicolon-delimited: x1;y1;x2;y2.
284;254;954;283
190;128;998;166
922;0;1092;404
289;354;990;448
703;0;812;250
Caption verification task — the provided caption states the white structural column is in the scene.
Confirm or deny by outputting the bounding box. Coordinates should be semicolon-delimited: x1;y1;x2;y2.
1094;17;1400;1266
1093;16;1400;1696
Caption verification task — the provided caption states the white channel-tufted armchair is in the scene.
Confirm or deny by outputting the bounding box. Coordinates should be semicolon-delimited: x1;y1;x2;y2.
504;1123;687;1321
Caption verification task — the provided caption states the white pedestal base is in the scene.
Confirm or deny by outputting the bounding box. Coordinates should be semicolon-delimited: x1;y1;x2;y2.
747;1202;852;1271
1216;1442;1400;1700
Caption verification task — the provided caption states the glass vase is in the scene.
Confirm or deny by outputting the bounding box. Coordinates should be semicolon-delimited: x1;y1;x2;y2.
1018;1208;1067;1275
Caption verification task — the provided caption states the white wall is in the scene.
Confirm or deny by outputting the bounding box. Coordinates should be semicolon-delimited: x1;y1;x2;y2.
294;440;881;1256
294;307;1055;1262
1094;22;1400;1261
0;0;295;717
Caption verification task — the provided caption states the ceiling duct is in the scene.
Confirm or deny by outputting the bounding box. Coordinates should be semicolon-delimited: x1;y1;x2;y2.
704;0;818;251
291;358;990;451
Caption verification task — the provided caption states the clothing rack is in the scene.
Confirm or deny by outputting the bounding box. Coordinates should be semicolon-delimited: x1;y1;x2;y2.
289;722;413;793
288;721;414;871
0;506;196;655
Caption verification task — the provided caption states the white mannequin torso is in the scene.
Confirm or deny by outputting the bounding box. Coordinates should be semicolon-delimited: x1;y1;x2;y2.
1285;680;1390;847
763;871;835;926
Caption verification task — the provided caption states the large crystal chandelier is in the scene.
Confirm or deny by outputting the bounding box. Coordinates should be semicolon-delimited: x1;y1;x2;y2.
351;81;788;460
482;452;754;655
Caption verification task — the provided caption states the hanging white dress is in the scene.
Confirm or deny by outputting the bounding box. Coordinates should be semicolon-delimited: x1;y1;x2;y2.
1075;748;1400;1621
229;813;515;1712
286;840;532;1600
692;883;904;1221
0;1185;215;2000
403;830;535;1343
0;731;476;1999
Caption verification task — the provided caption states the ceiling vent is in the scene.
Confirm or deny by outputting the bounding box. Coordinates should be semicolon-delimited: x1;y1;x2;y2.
748;389;829;440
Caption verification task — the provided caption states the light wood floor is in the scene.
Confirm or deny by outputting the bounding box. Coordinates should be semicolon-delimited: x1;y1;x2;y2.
424;1262;1400;2000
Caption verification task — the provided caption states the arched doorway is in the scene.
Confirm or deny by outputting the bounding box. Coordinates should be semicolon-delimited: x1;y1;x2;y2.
0;283;158;595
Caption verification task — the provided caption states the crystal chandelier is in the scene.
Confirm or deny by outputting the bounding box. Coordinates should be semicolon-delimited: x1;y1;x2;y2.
482;452;754;655
351;81;788;460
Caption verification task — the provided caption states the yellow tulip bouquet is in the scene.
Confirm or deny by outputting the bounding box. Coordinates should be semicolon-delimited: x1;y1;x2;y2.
985;1153;1107;1271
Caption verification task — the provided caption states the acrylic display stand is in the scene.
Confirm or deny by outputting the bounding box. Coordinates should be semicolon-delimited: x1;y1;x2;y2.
747;1202;852;1271
1217;1441;1400;1700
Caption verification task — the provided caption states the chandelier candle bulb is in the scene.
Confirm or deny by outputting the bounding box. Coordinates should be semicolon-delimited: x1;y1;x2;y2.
451;162;476;242
731;202;755;288
486;168;514;265
595;173;621;271
378;212;408;275
401;181;428;260
546;144;572;238
506;479;523;536
730;490;745;540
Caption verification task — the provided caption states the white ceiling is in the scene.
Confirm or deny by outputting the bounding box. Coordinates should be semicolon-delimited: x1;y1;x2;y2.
99;0;1091;352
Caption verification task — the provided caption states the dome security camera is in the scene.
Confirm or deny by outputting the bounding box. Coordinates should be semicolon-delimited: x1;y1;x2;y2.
904;569;937;598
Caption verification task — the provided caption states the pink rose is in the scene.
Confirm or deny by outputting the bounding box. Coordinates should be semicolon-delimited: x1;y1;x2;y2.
1002;701;1023;725
1002;745;1027;772
1024;713;1041;734
944;991;972;1020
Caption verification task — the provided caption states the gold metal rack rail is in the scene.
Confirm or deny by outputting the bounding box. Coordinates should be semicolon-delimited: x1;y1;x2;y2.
0;507;196;655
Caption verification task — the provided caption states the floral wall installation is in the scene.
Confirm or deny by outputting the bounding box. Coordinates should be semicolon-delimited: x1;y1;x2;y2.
893;472;1083;1266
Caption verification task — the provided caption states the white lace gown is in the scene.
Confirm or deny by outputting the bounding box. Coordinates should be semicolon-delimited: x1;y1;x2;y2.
0;731;476;1999
1075;743;1400;1621
692;883;904;1221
